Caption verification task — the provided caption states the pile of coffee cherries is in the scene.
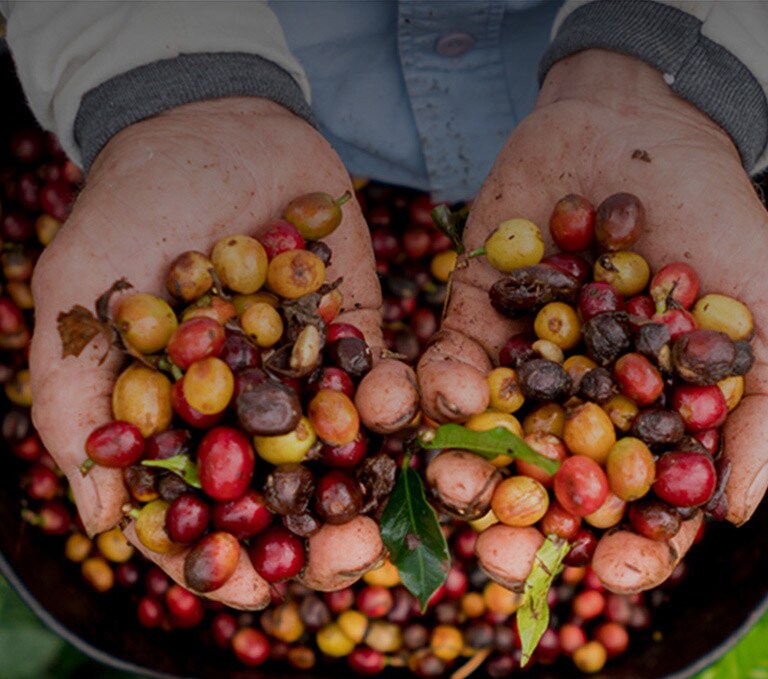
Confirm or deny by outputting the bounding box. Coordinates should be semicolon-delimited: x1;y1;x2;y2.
0;110;712;677
427;192;753;586
80;189;404;594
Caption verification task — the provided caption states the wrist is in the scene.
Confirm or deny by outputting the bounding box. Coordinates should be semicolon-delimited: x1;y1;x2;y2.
536;50;732;150
90;97;309;178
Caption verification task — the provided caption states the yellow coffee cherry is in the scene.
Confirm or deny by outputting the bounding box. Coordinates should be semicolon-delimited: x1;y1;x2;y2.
96;526;134;563
718;375;745;411
115;293;178;354
231;290;279;316
365;621;402;653
532;339;565;363
469;509;499;532
693;294;753;340
484;218;544;272
486;367;525;414
461;592;486;618
593;251;650;297
65;533;92;563
465;410;523;467
483;581;522;615
254;416;317;465
430;625;464;661
491;476;549;527
134;500;183;554
112;364;172;438
5;368;32;407
316;623;355;657
534;302;581;350
81;556;114;593
337;610;368;643
211;235;269;294
563;402;616;464
563;355;598;392
262;601;304;643
573;640;608;673
241;302;283;348
430;250;458;282
363;559;401;587
602;394;639;432
183;357;234;415
523;402;566;437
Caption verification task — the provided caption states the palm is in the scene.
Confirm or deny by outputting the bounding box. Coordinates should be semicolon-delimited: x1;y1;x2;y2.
29;98;389;607
422;70;768;590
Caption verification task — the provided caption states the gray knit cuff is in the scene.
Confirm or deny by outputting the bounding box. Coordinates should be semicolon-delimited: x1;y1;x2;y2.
539;0;768;171
74;52;314;173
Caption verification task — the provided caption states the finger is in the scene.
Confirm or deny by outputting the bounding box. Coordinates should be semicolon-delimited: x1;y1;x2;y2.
591;513;702;594
122;522;271;610
475;524;545;593
354;359;420;434
298;516;385;591
416;329;492;423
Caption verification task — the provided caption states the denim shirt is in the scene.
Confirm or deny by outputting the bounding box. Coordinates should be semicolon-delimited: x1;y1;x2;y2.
273;1;563;202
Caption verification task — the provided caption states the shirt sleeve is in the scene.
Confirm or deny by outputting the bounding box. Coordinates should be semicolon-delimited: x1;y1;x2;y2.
539;0;768;175
0;1;313;171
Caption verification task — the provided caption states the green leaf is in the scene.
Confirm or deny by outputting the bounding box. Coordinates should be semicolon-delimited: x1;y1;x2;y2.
695;612;768;679
419;424;560;475
517;536;571;668
380;465;450;611
142;454;201;488
430;204;468;254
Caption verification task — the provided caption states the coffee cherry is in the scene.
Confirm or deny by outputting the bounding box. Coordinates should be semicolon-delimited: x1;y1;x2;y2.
184;531;240;593
235;381;302;436
85;420;145;468
549;194;595;251
534;302;581;350
165;494;210;543
241;302;283;348
115;293;178;354
197;427;255;501
249;525;305;582
145;428;192;460
112;364;173;438
254;416;317;465
182;357;234;415
650;262;700;310
553;456;609;517
628;496;681;540
314;471;363;525
594;193;644;251
134;500;182;554
232;628;271;667
563;402;616;464
605;437;655;501
518;432;567;486
308;389;360;445
211;235;268;294
692;293;753;340
540;501;581;540
21;464;60;500
614;353;664;406
584;491;626;529
484;219;544;272
264;464;315;516
320;432;368;469
166;250;214;301
491;476;549;527
212;489;271;539
653;450;717;507
258;219;306;258
593;252;650;297
523;403;566;437
672;384;727;432
267;249;325;299
284;191;349;240
578;281;624;322
166;317;225;370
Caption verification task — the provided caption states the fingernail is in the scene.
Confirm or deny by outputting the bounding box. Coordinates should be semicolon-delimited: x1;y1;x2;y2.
744;463;768;523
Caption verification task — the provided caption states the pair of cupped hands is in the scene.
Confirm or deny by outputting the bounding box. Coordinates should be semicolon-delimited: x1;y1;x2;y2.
29;51;768;610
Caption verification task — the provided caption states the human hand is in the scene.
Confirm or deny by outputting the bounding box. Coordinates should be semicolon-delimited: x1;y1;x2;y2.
418;50;768;593
29;98;418;608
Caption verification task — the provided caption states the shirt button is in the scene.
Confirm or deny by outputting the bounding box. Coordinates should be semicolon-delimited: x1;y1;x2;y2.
435;32;475;57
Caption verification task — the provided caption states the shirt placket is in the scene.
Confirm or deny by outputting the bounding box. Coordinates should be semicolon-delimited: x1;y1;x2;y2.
397;0;514;201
